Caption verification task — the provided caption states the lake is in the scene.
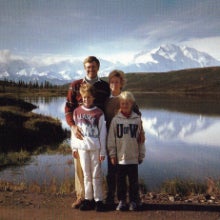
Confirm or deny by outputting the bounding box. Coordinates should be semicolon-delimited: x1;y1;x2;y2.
1;95;220;191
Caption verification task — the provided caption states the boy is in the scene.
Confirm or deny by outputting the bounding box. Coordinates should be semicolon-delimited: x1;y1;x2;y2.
71;83;106;212
107;91;145;211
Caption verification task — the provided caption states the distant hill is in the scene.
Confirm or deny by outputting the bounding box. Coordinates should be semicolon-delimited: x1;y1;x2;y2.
123;66;220;96
1;66;220;97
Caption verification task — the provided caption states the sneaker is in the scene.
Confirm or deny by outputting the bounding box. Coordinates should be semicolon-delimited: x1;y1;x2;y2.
129;201;137;211
79;199;94;211
71;198;83;209
116;200;127;211
95;201;106;212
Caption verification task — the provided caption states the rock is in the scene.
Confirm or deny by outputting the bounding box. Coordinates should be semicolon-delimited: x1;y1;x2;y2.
168;196;175;202
149;192;156;199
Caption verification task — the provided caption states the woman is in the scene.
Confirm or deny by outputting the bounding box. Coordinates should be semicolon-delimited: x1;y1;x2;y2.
105;70;144;209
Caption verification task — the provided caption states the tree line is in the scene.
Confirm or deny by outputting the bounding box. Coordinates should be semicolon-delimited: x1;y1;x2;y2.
0;78;58;89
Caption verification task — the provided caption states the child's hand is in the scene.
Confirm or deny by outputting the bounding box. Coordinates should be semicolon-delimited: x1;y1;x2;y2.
100;155;105;162
72;151;78;159
111;157;117;165
138;159;143;164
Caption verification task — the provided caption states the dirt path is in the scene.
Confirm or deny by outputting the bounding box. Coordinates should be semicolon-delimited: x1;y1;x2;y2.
1;206;220;220
0;192;220;220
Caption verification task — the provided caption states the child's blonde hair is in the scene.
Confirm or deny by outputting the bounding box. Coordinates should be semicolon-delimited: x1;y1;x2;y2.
119;91;135;103
79;83;96;97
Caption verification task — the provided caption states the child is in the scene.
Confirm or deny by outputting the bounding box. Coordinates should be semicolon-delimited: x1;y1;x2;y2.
107;91;145;211
71;83;106;212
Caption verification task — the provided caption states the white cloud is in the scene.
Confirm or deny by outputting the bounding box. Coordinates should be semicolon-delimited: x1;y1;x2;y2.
182;122;220;147
182;37;220;60
0;50;23;63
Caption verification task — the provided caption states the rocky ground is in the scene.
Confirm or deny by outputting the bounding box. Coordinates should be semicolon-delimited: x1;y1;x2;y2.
0;190;220;220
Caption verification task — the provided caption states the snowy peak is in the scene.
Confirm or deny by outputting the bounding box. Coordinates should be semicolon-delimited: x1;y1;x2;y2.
0;44;220;84
133;44;220;72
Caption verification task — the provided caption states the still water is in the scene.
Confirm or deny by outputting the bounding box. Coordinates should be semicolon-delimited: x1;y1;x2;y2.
1;95;220;190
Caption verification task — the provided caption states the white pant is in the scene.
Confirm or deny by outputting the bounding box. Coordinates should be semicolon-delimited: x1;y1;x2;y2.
78;149;103;201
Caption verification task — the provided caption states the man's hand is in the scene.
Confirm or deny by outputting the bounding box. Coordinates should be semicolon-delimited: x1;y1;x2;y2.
71;125;84;140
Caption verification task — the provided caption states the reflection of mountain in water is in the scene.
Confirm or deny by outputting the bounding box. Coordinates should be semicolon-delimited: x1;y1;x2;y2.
142;110;220;148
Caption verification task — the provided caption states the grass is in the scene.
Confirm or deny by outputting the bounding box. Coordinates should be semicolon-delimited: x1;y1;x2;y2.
0;150;31;167
160;178;220;196
1;176;220;201
161;178;205;196
124;66;220;96
0;96;67;153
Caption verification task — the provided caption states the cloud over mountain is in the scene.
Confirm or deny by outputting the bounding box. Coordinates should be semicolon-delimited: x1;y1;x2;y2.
0;44;220;85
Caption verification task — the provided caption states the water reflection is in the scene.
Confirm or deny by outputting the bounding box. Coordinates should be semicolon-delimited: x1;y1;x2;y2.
142;109;220;147
0;154;74;184
25;96;69;129
140;109;220;189
1;96;220;190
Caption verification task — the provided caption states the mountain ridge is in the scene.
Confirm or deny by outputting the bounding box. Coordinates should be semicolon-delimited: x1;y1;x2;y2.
0;44;220;85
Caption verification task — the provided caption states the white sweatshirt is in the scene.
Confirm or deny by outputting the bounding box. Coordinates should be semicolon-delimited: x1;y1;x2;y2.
107;111;145;164
71;105;106;156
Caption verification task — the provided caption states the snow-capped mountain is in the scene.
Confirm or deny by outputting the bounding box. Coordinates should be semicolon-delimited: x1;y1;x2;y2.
0;44;220;85
124;44;220;72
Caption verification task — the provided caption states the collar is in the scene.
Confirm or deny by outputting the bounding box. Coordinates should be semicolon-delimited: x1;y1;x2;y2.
120;111;131;118
110;93;120;98
83;76;100;85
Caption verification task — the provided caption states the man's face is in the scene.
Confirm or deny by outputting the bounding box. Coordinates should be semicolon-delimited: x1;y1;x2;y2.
84;61;99;79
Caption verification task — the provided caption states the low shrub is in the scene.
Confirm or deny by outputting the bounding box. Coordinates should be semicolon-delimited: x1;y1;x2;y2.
161;178;207;196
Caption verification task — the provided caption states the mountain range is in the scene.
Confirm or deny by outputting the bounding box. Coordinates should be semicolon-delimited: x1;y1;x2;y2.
0;44;220;85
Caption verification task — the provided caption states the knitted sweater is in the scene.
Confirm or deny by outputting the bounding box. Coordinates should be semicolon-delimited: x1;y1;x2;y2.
107;111;145;165
71;105;107;156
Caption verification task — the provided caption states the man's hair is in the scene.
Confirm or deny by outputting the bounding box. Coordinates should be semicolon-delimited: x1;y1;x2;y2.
119;91;135;103
108;69;126;89
79;83;96;97
83;56;100;68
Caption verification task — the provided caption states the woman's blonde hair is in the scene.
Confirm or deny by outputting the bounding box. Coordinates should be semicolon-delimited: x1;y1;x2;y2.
119;91;135;103
108;69;126;89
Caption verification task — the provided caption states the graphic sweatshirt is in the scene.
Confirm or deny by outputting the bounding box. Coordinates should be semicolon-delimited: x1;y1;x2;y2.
71;105;107;156
107;111;145;165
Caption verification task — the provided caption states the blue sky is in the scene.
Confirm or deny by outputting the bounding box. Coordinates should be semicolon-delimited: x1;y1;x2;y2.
0;0;220;63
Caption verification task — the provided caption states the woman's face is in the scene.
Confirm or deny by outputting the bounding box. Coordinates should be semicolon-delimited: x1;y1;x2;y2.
109;76;121;95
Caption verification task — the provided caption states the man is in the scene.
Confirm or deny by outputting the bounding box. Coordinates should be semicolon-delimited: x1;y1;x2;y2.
65;56;110;208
